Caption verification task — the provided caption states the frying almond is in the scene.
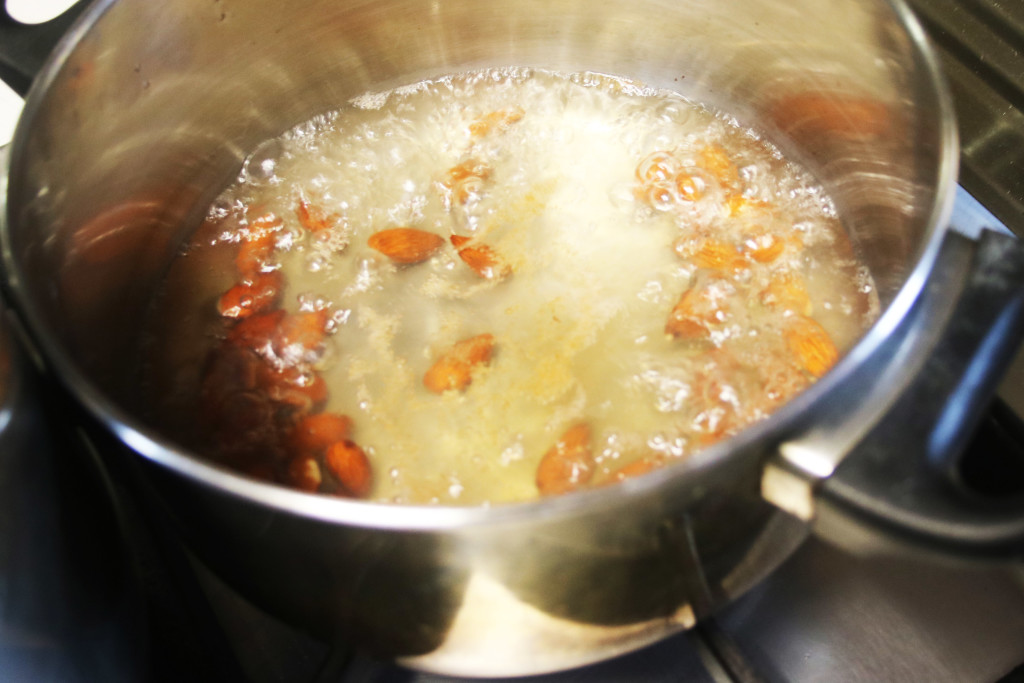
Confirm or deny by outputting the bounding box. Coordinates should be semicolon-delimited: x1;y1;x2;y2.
287;456;323;492
603;455;664;485
450;235;512;280
296;198;340;233
760;272;813;316
368;228;445;264
217;271;283;319
785;316;839;378
423;333;495;393
665;276;733;339
536;423;594;496
326;440;373;498
289;413;354;455
469;107;524;138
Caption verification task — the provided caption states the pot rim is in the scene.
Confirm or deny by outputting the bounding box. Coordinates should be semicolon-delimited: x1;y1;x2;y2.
0;0;959;532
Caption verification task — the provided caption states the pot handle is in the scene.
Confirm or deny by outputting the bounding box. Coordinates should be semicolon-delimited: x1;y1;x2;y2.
811;229;1024;559
0;2;87;96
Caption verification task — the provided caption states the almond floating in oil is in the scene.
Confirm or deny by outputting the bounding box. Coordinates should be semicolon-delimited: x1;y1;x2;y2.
423;333;496;394
536;423;594;496
368;228;446;264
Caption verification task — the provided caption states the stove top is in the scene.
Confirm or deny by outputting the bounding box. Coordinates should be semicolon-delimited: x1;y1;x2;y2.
2;1;1024;681
1;185;1021;683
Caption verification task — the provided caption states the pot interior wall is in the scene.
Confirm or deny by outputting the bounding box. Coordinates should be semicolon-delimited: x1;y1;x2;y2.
5;0;948;410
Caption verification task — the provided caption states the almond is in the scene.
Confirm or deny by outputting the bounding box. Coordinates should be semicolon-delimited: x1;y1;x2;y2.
603;455;664;485
288;413;353;455
743;233;786;263
469;107;524;138
368;228;445;264
287;455;323;492
635;150;679;183
698;144;739;187
423;333;495;393
236;214;282;277
450;234;512;280
536;423;594;496
692;239;747;271
217;271;283;318
227;309;287;351
674;171;707;202
665;277;732;339
276;309;331;355
726;195;773;217
296;198;340;233
257;364;329;414
760;272;812;316
785;315;839;378
326;440;373;498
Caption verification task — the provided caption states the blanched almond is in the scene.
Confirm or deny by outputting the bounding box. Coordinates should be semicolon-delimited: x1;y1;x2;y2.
536;423;594;496
423;333;495;393
368;228;445;264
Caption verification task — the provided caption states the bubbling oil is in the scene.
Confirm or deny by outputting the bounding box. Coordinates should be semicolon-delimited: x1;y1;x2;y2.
141;68;879;505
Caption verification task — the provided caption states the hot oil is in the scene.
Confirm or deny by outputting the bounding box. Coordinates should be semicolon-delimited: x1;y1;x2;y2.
142;68;879;505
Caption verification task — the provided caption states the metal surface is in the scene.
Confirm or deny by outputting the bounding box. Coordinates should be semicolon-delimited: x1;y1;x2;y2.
906;0;1024;233
0;0;987;676
717;537;1024;683
0;290;144;681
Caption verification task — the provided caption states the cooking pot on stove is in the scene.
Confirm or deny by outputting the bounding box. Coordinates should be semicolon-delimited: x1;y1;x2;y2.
2;0;1024;676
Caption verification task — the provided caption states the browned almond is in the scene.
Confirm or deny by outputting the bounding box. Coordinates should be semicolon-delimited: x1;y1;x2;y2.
423;333;495;393
325;440;372;498
450;235;512;280
368;228;445;264
288;413;353;455
536;423;594;496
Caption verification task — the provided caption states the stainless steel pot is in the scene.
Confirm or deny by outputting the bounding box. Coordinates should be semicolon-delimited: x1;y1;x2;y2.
2;0;1024;677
